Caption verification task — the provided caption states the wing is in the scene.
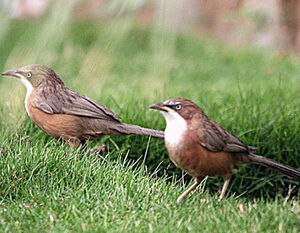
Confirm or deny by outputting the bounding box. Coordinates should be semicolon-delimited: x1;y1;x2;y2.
197;119;251;153
35;86;121;122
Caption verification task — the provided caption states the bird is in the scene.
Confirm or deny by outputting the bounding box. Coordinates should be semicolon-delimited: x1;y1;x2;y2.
1;64;164;148
149;97;300;202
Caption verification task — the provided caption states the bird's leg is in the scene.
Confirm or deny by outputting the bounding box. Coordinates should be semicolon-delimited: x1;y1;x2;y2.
90;144;106;154
218;174;232;201
176;176;203;203
67;137;82;148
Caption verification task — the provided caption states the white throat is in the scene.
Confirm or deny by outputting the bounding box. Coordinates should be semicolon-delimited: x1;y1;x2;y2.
18;77;33;113
161;111;187;148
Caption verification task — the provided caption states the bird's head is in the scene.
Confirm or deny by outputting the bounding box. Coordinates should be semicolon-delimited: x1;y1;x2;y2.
1;64;63;91
149;98;204;124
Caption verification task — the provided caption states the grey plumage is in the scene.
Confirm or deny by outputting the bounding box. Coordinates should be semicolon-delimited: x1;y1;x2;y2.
34;71;164;139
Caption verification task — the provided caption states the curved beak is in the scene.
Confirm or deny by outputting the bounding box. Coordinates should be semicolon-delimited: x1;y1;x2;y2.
149;102;169;112
1;69;20;78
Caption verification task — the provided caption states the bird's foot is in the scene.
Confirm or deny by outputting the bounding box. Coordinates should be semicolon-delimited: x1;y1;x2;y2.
176;197;184;203
90;144;106;154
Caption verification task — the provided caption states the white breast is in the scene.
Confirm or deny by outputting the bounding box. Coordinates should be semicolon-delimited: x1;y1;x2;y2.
19;78;33;115
161;111;187;148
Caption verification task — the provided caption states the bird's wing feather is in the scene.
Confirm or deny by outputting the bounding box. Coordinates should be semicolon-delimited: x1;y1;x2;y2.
35;87;121;121
37;103;54;114
197;119;250;153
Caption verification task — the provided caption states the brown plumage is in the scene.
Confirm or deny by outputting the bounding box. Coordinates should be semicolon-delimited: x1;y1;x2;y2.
1;64;164;147
150;97;300;202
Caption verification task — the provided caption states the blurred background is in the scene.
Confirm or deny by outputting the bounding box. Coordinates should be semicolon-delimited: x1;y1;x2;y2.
1;0;300;53
0;0;300;198
1;0;300;113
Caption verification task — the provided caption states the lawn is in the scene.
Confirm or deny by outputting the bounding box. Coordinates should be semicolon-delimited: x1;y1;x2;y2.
0;16;299;232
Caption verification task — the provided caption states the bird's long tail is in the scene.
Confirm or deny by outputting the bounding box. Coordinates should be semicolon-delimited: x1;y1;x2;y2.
249;153;300;180
113;123;164;138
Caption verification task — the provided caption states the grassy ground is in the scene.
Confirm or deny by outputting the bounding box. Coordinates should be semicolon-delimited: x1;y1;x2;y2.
0;16;299;232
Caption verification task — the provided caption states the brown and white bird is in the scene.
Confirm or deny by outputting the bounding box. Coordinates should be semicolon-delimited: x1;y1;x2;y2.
150;97;300;202
1;64;164;147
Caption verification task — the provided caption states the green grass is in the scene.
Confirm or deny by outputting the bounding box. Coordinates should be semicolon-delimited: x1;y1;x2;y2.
0;14;299;232
0;148;299;232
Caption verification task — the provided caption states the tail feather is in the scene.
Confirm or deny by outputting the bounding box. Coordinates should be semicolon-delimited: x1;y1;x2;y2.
249;153;300;180
113;123;164;138
248;146;258;151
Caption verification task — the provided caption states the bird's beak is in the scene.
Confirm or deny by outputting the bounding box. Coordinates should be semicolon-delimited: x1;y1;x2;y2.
149;102;169;112
1;69;20;78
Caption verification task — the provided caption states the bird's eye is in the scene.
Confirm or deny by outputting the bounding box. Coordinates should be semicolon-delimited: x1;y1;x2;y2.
26;72;32;78
174;104;182;110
